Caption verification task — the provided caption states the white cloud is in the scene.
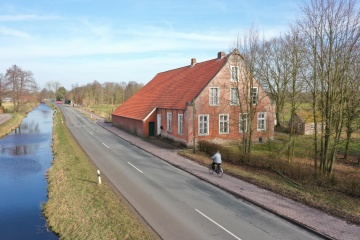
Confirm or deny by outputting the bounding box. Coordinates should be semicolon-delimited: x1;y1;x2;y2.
0;14;61;22
0;26;30;38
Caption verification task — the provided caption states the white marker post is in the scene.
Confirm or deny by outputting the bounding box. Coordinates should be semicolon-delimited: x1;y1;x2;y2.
97;170;101;184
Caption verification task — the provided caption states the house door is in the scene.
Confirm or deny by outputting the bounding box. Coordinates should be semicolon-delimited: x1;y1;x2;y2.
157;114;161;135
149;122;155;137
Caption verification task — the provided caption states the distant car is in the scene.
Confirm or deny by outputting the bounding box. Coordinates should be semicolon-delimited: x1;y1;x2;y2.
57;100;62;104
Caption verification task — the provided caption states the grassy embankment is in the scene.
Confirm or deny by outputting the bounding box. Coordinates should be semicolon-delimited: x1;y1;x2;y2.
43;106;159;239
0;102;38;138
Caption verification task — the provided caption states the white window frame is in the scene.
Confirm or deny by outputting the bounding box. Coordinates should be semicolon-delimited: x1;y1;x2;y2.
167;112;172;132
257;112;266;131
209;87;219;106
239;113;248;133
230;87;239;105
178;114;183;135
198;114;209;136
231;66;239;82
251;87;258;105
219;114;229;134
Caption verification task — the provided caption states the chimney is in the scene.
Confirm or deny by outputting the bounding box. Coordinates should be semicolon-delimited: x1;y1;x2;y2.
191;58;196;66
217;51;225;59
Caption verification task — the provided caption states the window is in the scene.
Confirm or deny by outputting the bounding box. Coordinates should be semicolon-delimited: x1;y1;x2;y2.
209;87;219;106
178;114;183;134
251;87;258;105
230;87;239;105
257;112;266;131
219;114;229;134
167;112;172;132
198;115;209;135
231;66;239;82
239;113;248;133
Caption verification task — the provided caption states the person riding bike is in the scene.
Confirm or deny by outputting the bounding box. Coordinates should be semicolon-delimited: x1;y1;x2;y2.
211;150;222;173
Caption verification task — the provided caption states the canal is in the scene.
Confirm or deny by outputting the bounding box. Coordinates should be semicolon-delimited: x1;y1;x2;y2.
0;103;58;239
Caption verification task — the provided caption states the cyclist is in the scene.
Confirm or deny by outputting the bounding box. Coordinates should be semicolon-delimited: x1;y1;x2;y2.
211;150;222;173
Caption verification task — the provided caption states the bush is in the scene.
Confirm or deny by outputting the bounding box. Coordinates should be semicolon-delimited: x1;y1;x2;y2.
197;140;243;162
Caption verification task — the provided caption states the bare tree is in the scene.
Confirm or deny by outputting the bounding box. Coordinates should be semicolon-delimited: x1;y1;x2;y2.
0;73;4;107
285;28;307;162
343;51;360;161
297;0;360;175
257;36;291;128
45;80;62;101
4;65;37;112
231;26;265;156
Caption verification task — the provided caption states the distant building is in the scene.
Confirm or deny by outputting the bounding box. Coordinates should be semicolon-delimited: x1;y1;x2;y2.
2;97;12;102
112;50;275;147
287;112;323;135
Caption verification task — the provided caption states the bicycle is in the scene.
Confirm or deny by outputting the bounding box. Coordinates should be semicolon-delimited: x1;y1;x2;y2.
209;163;223;178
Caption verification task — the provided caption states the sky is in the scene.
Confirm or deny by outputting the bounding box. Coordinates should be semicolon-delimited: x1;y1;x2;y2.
0;0;300;90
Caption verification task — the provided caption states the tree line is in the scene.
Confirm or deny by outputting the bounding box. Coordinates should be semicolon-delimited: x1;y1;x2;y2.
234;0;359;175
39;80;143;107
0;64;143;113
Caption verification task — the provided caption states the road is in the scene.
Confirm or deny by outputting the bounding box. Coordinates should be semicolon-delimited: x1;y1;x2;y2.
58;104;324;240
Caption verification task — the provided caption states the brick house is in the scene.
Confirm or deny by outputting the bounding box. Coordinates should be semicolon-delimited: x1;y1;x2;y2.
112;50;275;147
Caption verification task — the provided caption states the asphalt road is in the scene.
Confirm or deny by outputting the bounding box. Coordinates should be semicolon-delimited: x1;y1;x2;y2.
59;104;324;240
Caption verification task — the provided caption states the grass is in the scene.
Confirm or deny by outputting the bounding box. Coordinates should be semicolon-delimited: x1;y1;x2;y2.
43;108;159;240
0;102;38;138
0;112;25;138
180;135;360;225
82;104;117;122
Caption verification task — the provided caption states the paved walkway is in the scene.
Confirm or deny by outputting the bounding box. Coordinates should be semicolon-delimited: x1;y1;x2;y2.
93;117;359;240
0;113;11;125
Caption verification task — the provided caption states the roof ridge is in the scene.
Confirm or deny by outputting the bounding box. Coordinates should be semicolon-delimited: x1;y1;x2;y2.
158;55;228;74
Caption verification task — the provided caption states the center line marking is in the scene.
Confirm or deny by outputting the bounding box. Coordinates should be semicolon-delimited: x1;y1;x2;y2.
102;143;109;148
89;132;93;135
195;209;241;240
128;162;143;173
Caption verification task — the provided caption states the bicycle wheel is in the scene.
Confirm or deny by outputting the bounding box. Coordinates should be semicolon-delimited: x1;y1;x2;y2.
217;167;223;178
209;164;214;174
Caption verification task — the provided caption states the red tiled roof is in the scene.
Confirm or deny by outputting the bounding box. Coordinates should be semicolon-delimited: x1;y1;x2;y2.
113;55;228;121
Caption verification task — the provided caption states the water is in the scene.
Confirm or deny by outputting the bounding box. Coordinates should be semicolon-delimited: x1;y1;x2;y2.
0;103;58;239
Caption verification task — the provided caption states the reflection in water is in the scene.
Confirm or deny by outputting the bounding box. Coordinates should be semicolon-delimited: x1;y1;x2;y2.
0;103;58;240
0;133;48;156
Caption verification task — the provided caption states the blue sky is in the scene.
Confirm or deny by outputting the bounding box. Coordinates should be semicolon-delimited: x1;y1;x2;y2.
0;0;299;90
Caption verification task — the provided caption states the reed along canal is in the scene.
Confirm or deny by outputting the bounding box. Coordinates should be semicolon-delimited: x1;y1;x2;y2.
0;103;58;239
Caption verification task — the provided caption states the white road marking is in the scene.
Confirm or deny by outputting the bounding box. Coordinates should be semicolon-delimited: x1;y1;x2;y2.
128;162;143;173
102;143;110;148
195;209;242;240
89;132;94;135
